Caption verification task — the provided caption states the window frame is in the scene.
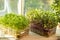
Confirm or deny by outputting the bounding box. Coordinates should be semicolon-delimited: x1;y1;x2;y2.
0;0;6;12
0;0;24;14
18;0;24;14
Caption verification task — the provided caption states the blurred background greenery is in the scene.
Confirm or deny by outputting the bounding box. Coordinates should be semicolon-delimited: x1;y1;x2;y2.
0;0;54;15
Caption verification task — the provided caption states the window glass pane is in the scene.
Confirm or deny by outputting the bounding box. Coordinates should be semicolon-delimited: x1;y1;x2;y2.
0;0;6;16
0;0;4;10
24;0;53;13
9;0;18;13
24;0;44;13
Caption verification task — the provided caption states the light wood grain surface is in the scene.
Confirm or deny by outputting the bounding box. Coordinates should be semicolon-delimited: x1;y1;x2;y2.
20;31;58;40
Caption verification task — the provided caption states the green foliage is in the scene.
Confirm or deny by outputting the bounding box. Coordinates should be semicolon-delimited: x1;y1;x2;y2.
0;16;2;24
1;13;30;31
51;0;60;22
27;9;58;29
